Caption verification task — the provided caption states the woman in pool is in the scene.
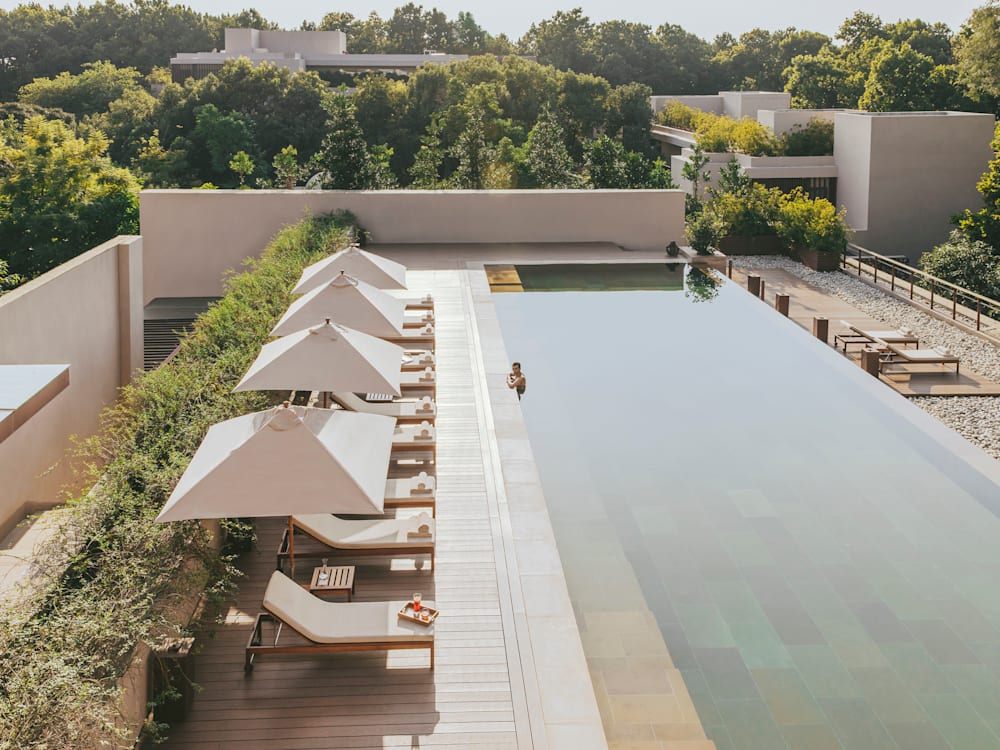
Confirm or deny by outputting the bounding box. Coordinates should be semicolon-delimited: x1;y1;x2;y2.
507;362;526;400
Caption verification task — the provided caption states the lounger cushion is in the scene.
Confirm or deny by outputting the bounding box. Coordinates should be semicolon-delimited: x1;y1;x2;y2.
293;513;435;548
385;472;436;497
262;571;433;644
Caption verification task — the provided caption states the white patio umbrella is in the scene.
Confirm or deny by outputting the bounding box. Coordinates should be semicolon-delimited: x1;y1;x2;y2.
272;272;406;338
293;244;407;294
234;320;404;398
156;404;395;568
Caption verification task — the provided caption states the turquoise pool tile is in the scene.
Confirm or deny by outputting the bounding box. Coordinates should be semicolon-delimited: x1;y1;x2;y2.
716;698;791;750
882;643;957;696
680;667;724;726
939;663;1000;722
750;668;824;726
819;698;899;750
703;722;736;750
918;692;1000;750
874;579;940;621
720;530;776;566
848;666;925;725
934;598;999;643
731;620;795;669
884;722;951;750
815;617;889;669
676;603;735;649
694;647;762;702
780;723;845;750
708;580;770;625
788;578;856;622
904;619;980;665
788;645;862;699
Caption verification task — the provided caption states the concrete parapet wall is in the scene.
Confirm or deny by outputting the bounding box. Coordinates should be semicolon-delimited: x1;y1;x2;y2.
139;189;686;302
0;237;143;534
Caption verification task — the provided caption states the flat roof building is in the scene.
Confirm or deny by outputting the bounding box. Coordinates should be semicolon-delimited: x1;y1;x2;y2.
652;92;995;257
170;28;469;82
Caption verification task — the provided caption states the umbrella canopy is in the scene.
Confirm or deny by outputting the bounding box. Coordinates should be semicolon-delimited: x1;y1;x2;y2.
293;244;407;294
272;272;407;338
234;320;404;397
156;404;395;522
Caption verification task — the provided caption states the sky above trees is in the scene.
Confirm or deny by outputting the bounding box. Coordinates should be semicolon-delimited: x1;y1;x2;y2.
0;0;973;43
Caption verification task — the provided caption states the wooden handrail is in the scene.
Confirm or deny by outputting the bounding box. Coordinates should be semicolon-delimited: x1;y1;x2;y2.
841;243;1000;331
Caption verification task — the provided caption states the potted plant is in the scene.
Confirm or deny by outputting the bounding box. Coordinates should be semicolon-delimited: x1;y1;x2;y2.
775;188;850;271
685;209;726;256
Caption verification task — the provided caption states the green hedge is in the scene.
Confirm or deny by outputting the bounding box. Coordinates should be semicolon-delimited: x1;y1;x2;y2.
0;212;360;748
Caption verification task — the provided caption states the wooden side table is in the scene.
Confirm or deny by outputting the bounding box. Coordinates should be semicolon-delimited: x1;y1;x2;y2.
309;565;356;600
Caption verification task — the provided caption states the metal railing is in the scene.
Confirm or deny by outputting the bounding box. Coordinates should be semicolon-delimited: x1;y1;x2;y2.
840;243;1000;333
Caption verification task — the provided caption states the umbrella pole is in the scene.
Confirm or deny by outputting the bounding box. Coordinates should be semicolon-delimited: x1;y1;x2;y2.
288;515;295;574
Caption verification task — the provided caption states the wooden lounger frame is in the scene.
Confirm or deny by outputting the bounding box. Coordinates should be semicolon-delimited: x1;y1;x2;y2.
276;525;435;572
245;612;434;672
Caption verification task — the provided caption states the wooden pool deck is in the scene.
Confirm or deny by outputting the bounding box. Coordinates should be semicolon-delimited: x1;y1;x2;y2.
159;260;610;750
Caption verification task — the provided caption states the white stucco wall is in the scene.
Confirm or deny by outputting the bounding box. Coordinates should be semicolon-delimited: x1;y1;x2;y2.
758;109;839;137
139;189;686;302
836;112;995;255
0;237;143;534
650;95;724;115
720;91;791;120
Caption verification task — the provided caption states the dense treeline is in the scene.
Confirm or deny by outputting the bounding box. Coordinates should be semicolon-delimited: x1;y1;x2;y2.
5;2;1000;290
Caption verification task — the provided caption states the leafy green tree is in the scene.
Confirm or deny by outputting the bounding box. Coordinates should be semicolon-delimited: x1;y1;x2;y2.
408;117;446;187
525;107;577;187
919;230;1000;299
88;85;157;164
312;90;377;189
229;150;254;185
858;43;938;111
521;9;596;72
273;145;301;189
0;117;139;278
682;143;711;214
193;103;255;181
450;108;495;189
18;61;144;117
653;24;717;93
368;144;399;188
784;48;857;109
584;135;675;188
957;122;1000;248
955;3;1000;102
606;82;653;154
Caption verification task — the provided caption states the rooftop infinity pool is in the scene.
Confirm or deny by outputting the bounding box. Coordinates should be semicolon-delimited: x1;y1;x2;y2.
494;264;1000;750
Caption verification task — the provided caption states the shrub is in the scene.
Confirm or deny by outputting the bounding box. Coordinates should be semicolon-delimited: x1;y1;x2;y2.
780;118;835;156
712;183;784;238
774;188;850;253
685;208;726;255
0;212;360;748
919;230;1000;301
655;100;703;131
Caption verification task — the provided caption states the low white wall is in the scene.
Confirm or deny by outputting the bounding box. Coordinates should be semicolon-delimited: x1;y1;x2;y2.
758;109;839;137
0;237;143;534
650;94;723;115
140;189;686;302
720;91;791;120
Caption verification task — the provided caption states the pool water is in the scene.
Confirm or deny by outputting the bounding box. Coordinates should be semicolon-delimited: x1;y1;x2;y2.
494;266;1000;750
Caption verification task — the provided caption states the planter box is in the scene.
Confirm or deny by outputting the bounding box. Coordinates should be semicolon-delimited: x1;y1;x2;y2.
796;247;841;272
679;246;728;272
718;234;784;255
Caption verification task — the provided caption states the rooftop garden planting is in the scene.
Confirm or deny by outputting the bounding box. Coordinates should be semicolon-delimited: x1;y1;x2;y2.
0;212;360;748
656;101;835;157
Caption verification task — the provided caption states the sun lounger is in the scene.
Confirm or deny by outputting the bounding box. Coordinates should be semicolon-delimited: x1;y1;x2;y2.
874;338;960;373
278;513;435;570
245;570;434;671
401;350;435;370
384;472;437;517
385;324;435;348
835;320;919;351
331;391;436;423
403;310;435;329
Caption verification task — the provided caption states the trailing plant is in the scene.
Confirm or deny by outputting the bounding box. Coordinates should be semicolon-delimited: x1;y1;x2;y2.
0;212;361;749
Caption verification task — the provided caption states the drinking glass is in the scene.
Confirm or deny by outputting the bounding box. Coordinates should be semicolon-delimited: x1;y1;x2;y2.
413;592;422;612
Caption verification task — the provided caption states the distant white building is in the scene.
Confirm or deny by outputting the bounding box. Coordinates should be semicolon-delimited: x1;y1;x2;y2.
652;91;995;257
170;28;468;82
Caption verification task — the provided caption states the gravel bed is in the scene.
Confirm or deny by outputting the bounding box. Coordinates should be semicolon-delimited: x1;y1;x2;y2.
731;256;1000;460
